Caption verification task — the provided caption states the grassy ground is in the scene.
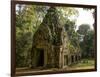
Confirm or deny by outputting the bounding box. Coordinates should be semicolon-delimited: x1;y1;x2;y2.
66;59;95;70
70;59;95;68
16;59;95;75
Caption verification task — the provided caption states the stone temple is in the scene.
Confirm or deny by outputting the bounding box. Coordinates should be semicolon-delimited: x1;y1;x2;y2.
31;7;81;69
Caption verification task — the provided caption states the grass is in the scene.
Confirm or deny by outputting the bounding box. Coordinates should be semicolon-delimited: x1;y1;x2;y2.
69;59;95;70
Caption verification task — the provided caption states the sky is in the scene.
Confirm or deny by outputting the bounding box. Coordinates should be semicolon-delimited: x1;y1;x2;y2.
75;8;94;30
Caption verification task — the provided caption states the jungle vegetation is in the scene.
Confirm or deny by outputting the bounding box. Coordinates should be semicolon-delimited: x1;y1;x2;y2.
16;4;95;67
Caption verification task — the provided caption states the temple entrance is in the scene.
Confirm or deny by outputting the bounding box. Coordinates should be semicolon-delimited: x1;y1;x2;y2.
71;55;74;63
36;48;44;67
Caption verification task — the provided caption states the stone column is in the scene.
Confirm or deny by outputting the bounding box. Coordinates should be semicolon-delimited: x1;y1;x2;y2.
68;55;71;65
73;55;75;63
59;47;63;68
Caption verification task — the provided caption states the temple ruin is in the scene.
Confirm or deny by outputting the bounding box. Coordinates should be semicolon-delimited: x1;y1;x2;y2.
31;7;81;69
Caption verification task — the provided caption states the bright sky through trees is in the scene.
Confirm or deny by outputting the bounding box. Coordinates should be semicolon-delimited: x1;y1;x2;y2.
76;8;94;30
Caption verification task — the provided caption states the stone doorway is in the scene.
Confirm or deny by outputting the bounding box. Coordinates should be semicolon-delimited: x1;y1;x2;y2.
71;55;74;63
36;48;44;67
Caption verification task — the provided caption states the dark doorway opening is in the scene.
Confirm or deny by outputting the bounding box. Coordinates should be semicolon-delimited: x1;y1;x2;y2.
36;48;44;67
71;55;74;63
75;55;78;61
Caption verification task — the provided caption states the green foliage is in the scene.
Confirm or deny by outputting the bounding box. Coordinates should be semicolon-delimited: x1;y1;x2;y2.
67;42;75;53
64;19;80;48
82;30;94;58
64;19;75;31
57;7;79;25
77;24;90;35
16;5;48;67
16;5;79;67
64;19;80;54
77;24;95;58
